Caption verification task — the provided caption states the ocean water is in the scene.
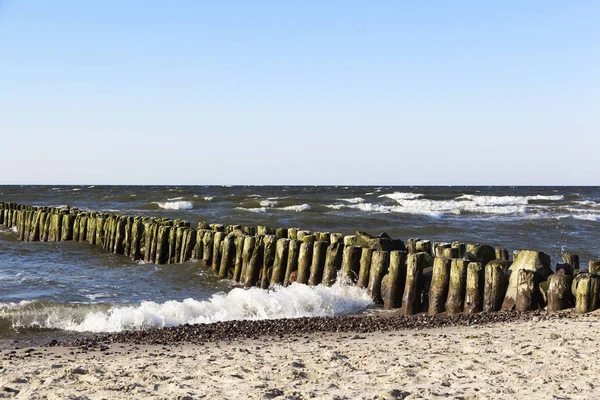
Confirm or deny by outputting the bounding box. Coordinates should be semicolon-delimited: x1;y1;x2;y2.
1;185;599;343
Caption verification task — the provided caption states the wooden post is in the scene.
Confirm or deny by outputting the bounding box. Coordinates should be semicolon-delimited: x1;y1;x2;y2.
244;237;264;288
340;245;362;283
284;239;301;285
202;230;214;266
547;270;573;311
296;240;314;284
61;213;75;241
260;235;276;289
483;261;507;312
269;238;289;287
572;273;600;313
445;259;468;314
321;242;344;286
357;248;374;289
464;262;483;313
240;236;256;284
211;231;225;272
589;260;600;275
155;225;170;264
452;241;466;258
516;269;536;312
308;241;327;286
382;250;407;309
428;257;452;315
402;252;425;315
219;235;236;279
130;218;144;261
495;248;509;261
562;252;580;269
232;236;245;282
367;250;389;304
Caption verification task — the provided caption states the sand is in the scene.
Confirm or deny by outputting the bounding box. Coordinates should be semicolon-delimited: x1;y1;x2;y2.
1;312;599;399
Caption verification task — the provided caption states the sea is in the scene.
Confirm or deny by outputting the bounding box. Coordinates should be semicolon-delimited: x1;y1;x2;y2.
1;185;599;346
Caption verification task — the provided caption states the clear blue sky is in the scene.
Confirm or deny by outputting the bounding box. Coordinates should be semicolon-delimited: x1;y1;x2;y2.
0;1;598;185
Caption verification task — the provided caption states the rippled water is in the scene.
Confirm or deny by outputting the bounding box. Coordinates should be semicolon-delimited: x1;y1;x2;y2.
1;185;599;341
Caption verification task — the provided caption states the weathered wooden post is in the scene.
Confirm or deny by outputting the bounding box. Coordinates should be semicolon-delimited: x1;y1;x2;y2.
547;270;573;311
244;237;264;288
495;248;509;261
562;252;580;269
260;235;276;289
402;252;425;315
340;245;362;283
78;213;88;242
284;239;301;285
240;236;256;284
330;233;343;244
296;239;315;284
130;218;144;261
483;261;508;312
275;228;287;240
155;225;170;264
211;231;225;272
589;260;600;275
502;250;551;310
516;269;536;312
452;241;466;258
357;248;374;289
232;235;245;282
428;257;452;315
308;241;327;286
367;250;389;304
445;259;468;314
321;242;344;286
464;262;484;313
382;250;407;309
219;235;236;279
114;216;126;254
269;238;289;287
61;213;75;241
180;228;196;263
202;230;214;266
572;273;600;313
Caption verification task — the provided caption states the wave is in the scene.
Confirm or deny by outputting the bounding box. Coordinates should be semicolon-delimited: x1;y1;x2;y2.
337;197;365;204
572;214;600;222
279;204;311;212
167;196;184;201
153;201;194;210
235;207;267;213
260;199;279;207
235;204;311;213
1;281;373;333
378;192;424;201
456;194;564;206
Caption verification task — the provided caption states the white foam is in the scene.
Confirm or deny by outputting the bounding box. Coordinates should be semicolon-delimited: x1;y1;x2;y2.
573;214;600;222
279;204;311;212
379;192;424;201
337;197;365;204
83;293;118;301
167;196;184;201
235;207;267;213
204;196;214;201
260;199;279;207
153;201;194;210
10;226;17;233
457;194;564;206
8;281;373;333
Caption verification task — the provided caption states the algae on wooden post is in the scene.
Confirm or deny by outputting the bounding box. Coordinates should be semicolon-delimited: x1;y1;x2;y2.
562;252;580;269
269;238;289;287
321;242;344;286
308;241;327;286
240;236;256;285
464;262;484;314
502;250;550;310
244;237;264;288
284;240;300;286
483;261;508;312
155;225;170;264
260;235;276;289
589;260;600;275
340;245;362;283
211;232;225;272
572;273;600;313
402;252;425;315
382;250;407;309
219;235;236;279
445;259;468;314
516;269;536;312
428;257;452;315
357;248;374;289
547;270;573;311
202;230;214;267
232;236;245;282
296;240;313;284
367;250;389;304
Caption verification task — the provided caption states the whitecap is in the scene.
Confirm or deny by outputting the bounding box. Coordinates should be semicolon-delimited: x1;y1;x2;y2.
378;192;424;201
153;201;194;210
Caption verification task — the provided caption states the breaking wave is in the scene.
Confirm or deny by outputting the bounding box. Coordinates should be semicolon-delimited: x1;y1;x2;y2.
153;201;194;210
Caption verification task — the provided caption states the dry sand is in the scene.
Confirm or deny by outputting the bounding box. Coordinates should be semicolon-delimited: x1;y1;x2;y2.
1;312;599;399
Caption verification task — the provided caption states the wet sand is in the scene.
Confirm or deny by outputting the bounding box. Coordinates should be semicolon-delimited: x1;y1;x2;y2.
1;310;599;399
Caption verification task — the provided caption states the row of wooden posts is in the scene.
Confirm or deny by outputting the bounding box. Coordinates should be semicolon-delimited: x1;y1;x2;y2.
2;202;600;315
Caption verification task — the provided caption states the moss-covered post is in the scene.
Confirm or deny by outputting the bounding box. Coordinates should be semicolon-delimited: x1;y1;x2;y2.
452;241;466;258
260;235;276;289
192;230;205;260
284;239;300;286
269;238;289;287
244;236;264;288
202;230;214;267
232;236;245;282
308;241;327;286
211;231;225;272
78;213;88;243
382;250;407;309
296;239;314;284
61;213;75;241
130;218;144;261
113;216;126;254
547;270;573;311
445;259;468;314
572;273;600;313
495;248;509;261
367;250;389;304
515;269;536;312
428;257;452;315
483;261;507;312
589;260;600;275
357;248;374;289
464;262;484;313
219;235;236;279
340;245;362;283
180;228;196;263
402;252;425;315
321;242;344;286
240;236;256;285
562;252;580;269
275;228;288;240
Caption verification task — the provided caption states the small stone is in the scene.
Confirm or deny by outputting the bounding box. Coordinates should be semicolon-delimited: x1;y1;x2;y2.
550;333;561;340
264;388;284;399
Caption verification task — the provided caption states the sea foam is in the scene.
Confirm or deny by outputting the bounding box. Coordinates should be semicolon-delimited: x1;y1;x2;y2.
5;281;373;333
153;201;194;210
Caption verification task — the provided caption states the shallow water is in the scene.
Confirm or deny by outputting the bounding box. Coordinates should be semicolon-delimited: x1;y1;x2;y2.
1;185;599;341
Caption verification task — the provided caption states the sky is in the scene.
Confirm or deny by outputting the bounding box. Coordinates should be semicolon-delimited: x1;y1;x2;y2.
0;1;598;185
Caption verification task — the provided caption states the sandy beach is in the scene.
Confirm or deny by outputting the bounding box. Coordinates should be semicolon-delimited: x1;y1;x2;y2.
1;311;599;399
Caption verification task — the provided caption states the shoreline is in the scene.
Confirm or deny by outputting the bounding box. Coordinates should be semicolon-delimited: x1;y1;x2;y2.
1;311;598;399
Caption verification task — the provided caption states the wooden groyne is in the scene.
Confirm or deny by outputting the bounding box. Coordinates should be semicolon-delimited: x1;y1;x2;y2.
2;201;600;315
